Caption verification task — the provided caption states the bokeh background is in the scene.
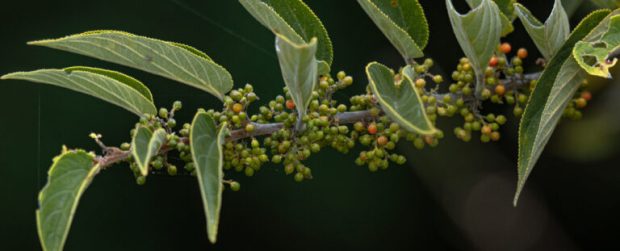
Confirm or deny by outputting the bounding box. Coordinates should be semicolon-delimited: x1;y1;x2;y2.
1;0;619;250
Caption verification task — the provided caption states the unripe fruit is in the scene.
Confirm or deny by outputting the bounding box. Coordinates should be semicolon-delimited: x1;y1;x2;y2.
230;90;243;101
173;101;183;111
232;103;243;113
495;115;507;125
517;48;528;59
136;176;146;185
286;99;296;110
245;123;255;133
500;42;512;54
167;165;178;176
337;71;346;80
120;142;131;151
230;181;241;191
244;167;254;177
343;76;353;86
433;75;443;84
513;106;523;117
167;118;177;128
294;172;304;182
159;108;169;119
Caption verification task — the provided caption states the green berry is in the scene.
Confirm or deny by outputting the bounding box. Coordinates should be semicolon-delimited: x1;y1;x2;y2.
294;172;304;182
159;108;169;119
167;165;178;176
136;176;146;185
230;181;241;191
172;101;182;111
120;142;131;151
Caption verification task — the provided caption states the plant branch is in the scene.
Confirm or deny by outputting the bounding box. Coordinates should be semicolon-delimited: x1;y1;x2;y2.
95;72;541;169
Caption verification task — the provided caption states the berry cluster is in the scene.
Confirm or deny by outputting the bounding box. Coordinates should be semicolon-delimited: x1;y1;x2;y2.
102;43;595;189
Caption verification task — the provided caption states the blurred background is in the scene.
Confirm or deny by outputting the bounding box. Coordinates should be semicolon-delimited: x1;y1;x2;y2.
1;0;619;250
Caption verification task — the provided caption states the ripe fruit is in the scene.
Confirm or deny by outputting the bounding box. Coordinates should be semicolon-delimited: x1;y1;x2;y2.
481;125;492;135
489;56;499;67
581;91;592;101
367;123;378;135
494;84;506;96
575;98;587;108
500;42;512;54
377;136;388;146
517;48;528;59
415;78;426;88
286;99;296;110
232;103;243;113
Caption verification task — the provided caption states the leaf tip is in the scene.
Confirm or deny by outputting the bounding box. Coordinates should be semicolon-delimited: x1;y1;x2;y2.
208;229;217;244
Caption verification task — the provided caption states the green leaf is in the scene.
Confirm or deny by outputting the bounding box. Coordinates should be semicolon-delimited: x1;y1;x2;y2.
63;66;154;102
131;127;167;176
357;0;428;61
495;0;518;20
446;0;502;95
591;0;620;8
515;9;612;206
190;112;229;244
275;34;318;120
37;150;100;251
514;0;570;60
366;62;436;135
1;67;156;116
573;15;620;78
27;30;233;100
239;0;333;67
466;0;516;36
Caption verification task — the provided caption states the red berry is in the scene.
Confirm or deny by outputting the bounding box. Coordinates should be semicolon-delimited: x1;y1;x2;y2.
286;99;296;110
489;56;499;67
367;123;378;135
581;91;592;101
500;43;512;54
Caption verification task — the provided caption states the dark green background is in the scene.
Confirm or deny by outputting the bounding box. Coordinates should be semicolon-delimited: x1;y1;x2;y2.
1;0;619;250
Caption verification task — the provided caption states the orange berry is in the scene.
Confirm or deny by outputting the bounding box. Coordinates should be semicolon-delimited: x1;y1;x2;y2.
494;84;506;96
367;123;378;135
489;56;499;67
285;99;296;110
376;136;388;146
500;42;512;54
581;91;592;101
481;125;492;135
517;48;528;59
232;103;243;113
423;135;434;145
490;131;501;141
575;98;587;108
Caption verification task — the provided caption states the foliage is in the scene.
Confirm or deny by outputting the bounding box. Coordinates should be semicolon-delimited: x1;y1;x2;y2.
1;0;619;250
